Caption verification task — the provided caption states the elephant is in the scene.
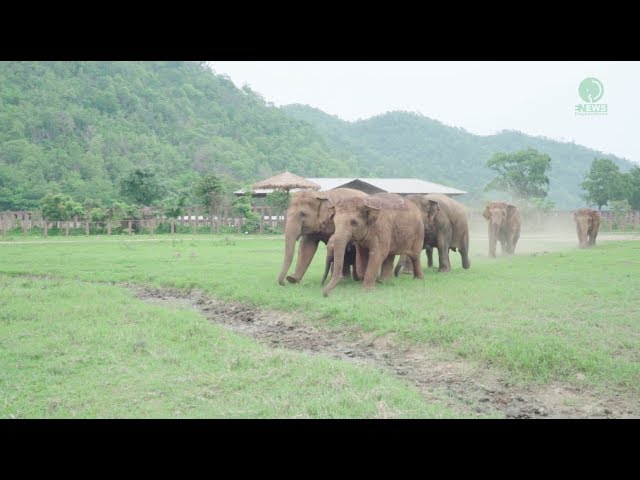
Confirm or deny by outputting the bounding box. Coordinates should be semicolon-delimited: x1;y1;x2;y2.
322;193;424;297
278;188;368;286
394;193;470;275
482;201;521;257
321;237;358;286
574;208;600;248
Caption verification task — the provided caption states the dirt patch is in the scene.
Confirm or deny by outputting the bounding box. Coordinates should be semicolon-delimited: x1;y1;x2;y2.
131;284;639;419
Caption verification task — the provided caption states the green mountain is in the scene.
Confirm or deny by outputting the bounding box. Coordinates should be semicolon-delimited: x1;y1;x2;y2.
281;104;637;209
0;61;358;210
1;61;634;212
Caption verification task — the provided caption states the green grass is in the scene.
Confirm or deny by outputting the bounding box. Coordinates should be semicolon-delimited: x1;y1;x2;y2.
0;275;456;418
1;232;639;416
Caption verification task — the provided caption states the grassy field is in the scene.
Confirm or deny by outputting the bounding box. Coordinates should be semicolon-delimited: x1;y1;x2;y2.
1;231;639;418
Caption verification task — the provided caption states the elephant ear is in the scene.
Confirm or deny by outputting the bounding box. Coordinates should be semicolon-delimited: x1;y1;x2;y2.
364;205;381;226
482;205;491;220
427;200;440;222
315;194;333;216
327;204;336;220
507;204;518;219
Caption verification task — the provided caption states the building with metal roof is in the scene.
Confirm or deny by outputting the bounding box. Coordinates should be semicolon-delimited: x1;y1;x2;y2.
235;177;467;197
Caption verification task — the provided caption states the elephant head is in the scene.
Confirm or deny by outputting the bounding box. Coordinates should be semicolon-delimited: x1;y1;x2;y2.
277;190;334;285
482;202;517;236
322;197;381;297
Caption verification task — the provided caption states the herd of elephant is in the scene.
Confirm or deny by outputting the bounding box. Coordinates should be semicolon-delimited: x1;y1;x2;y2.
277;188;602;297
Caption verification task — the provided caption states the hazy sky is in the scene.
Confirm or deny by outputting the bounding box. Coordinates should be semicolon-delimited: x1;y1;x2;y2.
208;61;640;165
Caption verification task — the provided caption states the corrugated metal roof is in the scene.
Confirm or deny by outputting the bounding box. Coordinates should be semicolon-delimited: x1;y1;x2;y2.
235;177;466;196
308;178;467;195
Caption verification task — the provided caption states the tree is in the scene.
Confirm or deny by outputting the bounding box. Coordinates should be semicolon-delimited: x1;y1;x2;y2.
39;193;82;221
580;158;628;210
163;192;187;219
485;148;552;201
194;173;225;216
119;168;167;206
626;166;640;211
233;192;259;233
265;189;290;211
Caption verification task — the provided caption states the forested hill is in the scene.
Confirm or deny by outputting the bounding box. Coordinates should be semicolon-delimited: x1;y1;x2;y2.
282;104;636;209
0;61;358;210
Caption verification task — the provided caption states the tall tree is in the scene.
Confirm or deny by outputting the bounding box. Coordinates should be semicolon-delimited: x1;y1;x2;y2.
580;158;628;210
626;166;640;211
194;174;225;217
484;148;552;200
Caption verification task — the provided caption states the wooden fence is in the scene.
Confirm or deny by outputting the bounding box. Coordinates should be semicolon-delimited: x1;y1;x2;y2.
2;208;638;239
0;206;287;238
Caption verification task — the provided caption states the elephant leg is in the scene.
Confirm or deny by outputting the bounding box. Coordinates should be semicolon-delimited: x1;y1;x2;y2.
351;259;360;281
426;246;434;268
488;232;497;258
511;231;520;254
409;253;424;279
380;254;395;282
393;254;405;277
362;250;384;290
589;229;598;246
460;232;470;269
398;255;414;275
436;235;451;273
355;244;368;281
341;260;351;278
287;236;319;283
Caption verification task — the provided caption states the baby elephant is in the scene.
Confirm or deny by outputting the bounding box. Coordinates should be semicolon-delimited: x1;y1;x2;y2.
321;237;359;285
574;208;600;248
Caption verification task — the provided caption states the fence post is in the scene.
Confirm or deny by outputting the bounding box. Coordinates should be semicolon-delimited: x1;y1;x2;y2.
85;220;89;236
259;207;263;233
65;222;69;237
44;218;48;238
194;206;200;234
210;209;215;234
1;220;5;239
23;212;28;238
171;218;175;237
73;215;78;229
107;222;111;236
127;220;132;235
150;219;154;236
216;207;221;234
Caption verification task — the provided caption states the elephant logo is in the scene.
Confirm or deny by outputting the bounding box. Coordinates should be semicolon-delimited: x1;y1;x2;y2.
578;77;604;103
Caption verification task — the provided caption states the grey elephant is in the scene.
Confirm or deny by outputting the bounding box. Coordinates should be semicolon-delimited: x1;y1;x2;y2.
394;193;470;275
482;201;521;257
574;208;600;248
278;188;368;285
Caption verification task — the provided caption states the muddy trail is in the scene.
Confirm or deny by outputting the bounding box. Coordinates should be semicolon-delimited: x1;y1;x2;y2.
132;285;638;419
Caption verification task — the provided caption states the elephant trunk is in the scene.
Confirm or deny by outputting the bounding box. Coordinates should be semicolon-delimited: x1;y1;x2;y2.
491;219;501;236
277;220;301;285
321;253;333;286
323;236;348;297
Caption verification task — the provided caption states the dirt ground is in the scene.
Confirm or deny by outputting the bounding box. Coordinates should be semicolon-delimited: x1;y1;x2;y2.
131;284;640;419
